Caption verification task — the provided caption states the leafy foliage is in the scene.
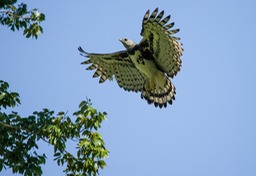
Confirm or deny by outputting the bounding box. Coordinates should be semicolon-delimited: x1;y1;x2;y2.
0;1;45;39
0;80;109;176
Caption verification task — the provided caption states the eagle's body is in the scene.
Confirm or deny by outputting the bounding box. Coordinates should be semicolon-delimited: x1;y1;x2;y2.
79;8;183;108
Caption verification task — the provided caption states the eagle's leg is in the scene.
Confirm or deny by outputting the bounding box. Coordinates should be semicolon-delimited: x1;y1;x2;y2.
144;78;156;92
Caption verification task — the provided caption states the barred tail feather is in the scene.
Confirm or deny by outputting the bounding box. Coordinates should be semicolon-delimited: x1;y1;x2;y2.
141;78;176;108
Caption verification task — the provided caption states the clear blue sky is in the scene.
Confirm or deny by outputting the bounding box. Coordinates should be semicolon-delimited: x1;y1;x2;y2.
1;0;256;175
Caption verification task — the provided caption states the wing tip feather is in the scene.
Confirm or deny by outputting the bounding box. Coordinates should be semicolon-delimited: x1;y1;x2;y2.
143;9;150;23
78;46;90;58
155;10;164;22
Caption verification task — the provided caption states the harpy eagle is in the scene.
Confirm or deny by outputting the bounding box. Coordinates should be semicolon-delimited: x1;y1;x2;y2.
78;8;183;108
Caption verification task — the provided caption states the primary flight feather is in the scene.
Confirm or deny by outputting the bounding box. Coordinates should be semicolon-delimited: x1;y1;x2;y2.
78;8;183;108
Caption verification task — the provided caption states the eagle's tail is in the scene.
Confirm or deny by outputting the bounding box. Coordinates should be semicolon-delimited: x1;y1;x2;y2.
141;76;176;108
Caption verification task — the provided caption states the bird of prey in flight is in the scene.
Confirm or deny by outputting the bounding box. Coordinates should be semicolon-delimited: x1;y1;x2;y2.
78;8;183;108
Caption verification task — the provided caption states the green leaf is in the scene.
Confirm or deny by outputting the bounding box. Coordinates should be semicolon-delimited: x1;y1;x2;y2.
79;101;86;108
58;111;65;116
0;93;6;101
53;152;61;159
10;24;15;31
11;5;16;11
39;13;45;21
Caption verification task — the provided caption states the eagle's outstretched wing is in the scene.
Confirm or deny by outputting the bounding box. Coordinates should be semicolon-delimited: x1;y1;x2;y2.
78;47;145;92
140;8;183;78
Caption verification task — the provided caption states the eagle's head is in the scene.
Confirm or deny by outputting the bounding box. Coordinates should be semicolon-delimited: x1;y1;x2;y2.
119;38;136;50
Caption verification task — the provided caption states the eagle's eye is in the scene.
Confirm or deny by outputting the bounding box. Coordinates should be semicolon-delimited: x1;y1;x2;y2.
124;38;128;41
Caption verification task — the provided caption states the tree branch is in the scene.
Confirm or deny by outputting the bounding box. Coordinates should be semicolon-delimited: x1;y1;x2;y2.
0;121;19;130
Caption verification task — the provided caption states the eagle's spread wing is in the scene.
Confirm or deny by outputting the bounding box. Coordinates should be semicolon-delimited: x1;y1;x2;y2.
140;8;183;78
78;47;145;92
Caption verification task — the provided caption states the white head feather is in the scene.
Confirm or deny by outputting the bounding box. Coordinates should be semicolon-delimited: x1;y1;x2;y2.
119;38;136;50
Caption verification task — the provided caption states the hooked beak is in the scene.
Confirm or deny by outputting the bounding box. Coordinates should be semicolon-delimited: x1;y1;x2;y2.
119;38;126;45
